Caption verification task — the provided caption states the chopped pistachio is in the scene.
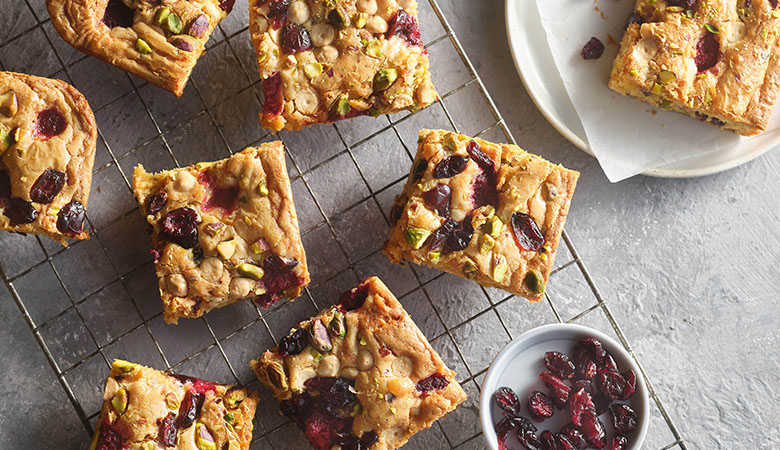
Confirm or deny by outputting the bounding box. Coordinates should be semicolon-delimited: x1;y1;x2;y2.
0;128;10;154
442;133;459;151
265;360;288;390
704;24;719;34
257;181;269;196
0;91;18;117
373;68;398;92
404;227;430;249
329;310;347;337
237;263;264;280
524;269;545;294
164;12;183;34
136;38;152;54
217;239;237;259
492;255;509;283
479;234;495;254
488;216;503;238
225;388;249;409
354;12;368;28
112;359;139;374
12;127;21;143
427;250;441;262
651;83;663;94
349;403;363;417
329;94;351;118
666;5;683;11
155;6;171;24
366;40;383;58
359;335;367;346
224;413;235;423
685;9;694;18
195;423;217;450
328;5;350;27
111;388;128;414
308;319;332;353
303;62;323;79
462;260;478;279
659;70;676;84
250;239;269;254
704;90;713;103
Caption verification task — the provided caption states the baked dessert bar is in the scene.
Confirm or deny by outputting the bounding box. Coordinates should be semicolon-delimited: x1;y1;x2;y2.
251;276;467;450
47;0;234;96
608;0;780;136
0;71;96;245
383;130;579;302
132;143;310;324
249;0;438;131
89;359;258;450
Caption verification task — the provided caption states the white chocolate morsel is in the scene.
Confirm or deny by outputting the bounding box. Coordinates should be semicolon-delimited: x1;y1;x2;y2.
166;274;188;297
173;171;196;192
391;355;413;377
364;15;388;34
229;277;254;298
357;0;378;14
310;23;335;47
315;45;339;63
317;354;340;377
200;257;223;282
294;88;319;115
287;1;310;24
357;349;374;371
340;367;359;379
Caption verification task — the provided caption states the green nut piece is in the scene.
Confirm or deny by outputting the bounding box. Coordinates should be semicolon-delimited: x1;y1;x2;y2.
112;359;140;374
354;12;368;28
366;40;383;58
111;388;128;414
136;38;152;55
0;128;11;154
329;310;347;338
164;12;183;34
303;62;323;79
404;227;431;249
225;386;249;409
442;133;458;151
330;94;351;118
659;70;676;84
462;260;478;279
195;423;217;450
155;7;172;25
328;5;350;27
524;269;545;294
237;263;265;280
651;83;663;94
488;216;503;238
250;238;269;254
479;234;495;254
258;181;269;196
427;250;441;262
373;68;398;92
308;319;333;353
0;91;18;117
492;255;509;283
217;239;237;260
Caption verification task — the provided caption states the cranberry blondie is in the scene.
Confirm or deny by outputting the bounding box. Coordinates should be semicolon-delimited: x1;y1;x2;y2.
48;0;234;96
0;72;96;245
90;359;258;450
383;130;579;302
132;143;309;324
251;276;467;450
249;0;438;131
608;0;780;136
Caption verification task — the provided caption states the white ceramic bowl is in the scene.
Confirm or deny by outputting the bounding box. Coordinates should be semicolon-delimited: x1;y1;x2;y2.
480;324;650;450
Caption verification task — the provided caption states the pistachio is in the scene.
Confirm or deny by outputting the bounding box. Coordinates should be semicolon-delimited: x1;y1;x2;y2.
11;127;20;144
303;62;323;78
308;319;333;353
165;392;179;410
257;181;269;196
188;14;210;38
136;38;152;54
329;310;347;337
479;234;495;254
170;35;197;52
373;68;398;92
237;263;265;280
328;5;350;27
404;227;430;249
659;70;676;84
427;250;441;262
112;359;139;374
365;40;383;58
651;83;663;94
250;238;270;254
0;128;10;154
666;5;683;11
195;423;217;450
264;361;288;391
155;6;171;24
492;255;509;283
704;24;719;34
0;91;18;117
524;269;545;294
488;216;503;238
111;388;128;414
354;12;368;28
217;239;237;259
204;222;226;236
442;133;458;151
329;94;351;118
164;12;183;34
462;259;478;279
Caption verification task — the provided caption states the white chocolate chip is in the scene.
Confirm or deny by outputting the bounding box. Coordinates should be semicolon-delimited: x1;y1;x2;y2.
287;1;310;24
200;257;223;282
364;15;388;34
357;0;378;14
399;0;414;9
269;26;282;45
357;349;374;371
253;16;269;34
173;171;196;192
317;354;341;377
166;274;188;297
294;88;319;115
229;277;254;298
391;356;413;377
340;367;359;379
316;45;339;64
310;23;335;47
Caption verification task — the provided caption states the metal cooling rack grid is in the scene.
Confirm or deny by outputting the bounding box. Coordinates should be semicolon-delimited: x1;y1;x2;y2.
0;0;686;449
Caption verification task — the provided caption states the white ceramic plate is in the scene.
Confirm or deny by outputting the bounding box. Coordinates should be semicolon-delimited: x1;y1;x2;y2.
505;0;779;178
480;324;649;450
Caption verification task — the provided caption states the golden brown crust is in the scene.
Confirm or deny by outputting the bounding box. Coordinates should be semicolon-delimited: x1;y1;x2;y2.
251;276;467;450
0;71;96;245
608;0;780;136
249;0;438;131
382;129;579;302
47;0;229;96
90;359;259;450
132;143;310;324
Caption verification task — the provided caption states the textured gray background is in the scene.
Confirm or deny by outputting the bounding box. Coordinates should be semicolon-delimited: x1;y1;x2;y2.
0;0;778;449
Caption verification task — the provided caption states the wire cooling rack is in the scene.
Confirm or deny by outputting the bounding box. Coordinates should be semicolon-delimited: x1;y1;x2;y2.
0;1;687;449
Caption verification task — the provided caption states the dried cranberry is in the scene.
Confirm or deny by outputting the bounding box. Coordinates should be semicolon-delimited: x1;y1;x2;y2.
172;374;217;394
443;216;474;254
305;377;358;411
580;415;606;449
303;409;342;450
550;434;576;450
4;198;38;224
695;31;720;73
527;391;554;422
162;207;201;248
595;368;627;400
600;353;619;373
219;0;235;12
510;212;545;252
267;0;291;18
253;292;278;308
772;0;778;8
625;12;643;28
494;386;521;415
575;358;597;381
581;37;605;60
515;417;542;450
94;422;126;450
610;434;629;450
422;184;451;217
386;9;422;46
262;73;284;116
158;412;177;447
561;423;587;449
540;431;556;449
57;200;86;235
0;170;10;203
494;415;516;437
415;374;449;393
279;327;307;356
568;388;596;427
434;155;468;178
176;390;204;429
146;192;168;215
102;0;134;29
466;140;496;172
34;108;67;139
579;338;607;363
611;404;638;434
545;352;575;379
471;169;498;209
202;183;238;214
30;169;66;204
428;218;457;250
281;23;312;54
620;370;637;400
261;254;302;295
539;372;570;408
339;283;370;311
593;394;612;416
572;379;595;396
